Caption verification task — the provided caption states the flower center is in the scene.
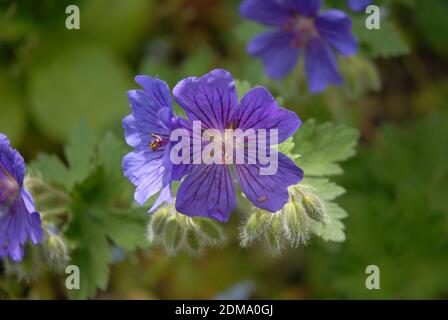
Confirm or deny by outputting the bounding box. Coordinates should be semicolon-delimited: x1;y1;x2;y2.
0;166;20;213
284;16;318;48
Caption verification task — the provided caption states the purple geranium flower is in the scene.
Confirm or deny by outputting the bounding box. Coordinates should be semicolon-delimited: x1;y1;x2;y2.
173;69;304;222
122;76;188;212
347;0;372;12
240;0;358;93
0;134;42;261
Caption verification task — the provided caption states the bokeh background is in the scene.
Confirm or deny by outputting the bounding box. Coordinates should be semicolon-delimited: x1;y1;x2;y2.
0;0;447;299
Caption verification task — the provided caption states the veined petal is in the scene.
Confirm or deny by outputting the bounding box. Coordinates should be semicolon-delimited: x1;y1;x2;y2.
305;36;343;94
123;76;173;150
234;87;301;144
248;30;300;80
122;150;172;209
240;0;293;27
176;165;236;222
0;197;43;261
235;152;303;212
134;76;172;110
173;69;238;131
0;133;25;186
316;9;358;56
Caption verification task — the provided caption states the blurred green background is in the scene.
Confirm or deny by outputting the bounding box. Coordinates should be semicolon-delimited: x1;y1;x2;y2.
1;0;447;299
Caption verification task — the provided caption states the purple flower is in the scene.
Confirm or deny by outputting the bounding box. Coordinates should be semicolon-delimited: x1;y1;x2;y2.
173;69;304;222
240;0;358;93
122;76;187;212
348;0;372;12
0;134;42;262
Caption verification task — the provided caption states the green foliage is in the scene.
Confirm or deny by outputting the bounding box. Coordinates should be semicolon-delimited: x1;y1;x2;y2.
354;18;410;58
294;120;360;177
308;113;448;299
241;120;359;250
294;120;359;242
30;122;147;299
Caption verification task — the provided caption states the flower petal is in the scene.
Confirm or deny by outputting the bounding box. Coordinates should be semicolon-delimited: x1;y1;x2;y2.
316;9;358;56
176;165;236;222
248;30;300;80
122;150;172;210
123;77;173;150
305;36;343;94
0;197;42;261
240;0;292;26
235;152;303;212
0;133;25;186
173;69;238;131
235;87;301;144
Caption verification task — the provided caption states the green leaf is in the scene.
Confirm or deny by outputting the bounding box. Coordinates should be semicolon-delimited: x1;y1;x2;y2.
294;120;359;177
65;210;110;300
354;18;409;58
274;137;300;160
101;208;148;251
300;177;346;201
29;154;70;189
65;120;95;188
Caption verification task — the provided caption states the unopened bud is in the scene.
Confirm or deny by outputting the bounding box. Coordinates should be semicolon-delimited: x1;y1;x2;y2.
283;201;310;246
185;225;202;254
241;210;269;247
195;218;225;245
302;193;326;223
163;217;185;255
148;208;168;244
266;213;283;255
45;233;69;270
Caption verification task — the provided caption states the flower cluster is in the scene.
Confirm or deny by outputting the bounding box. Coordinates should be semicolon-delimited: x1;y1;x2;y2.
2;0;364;264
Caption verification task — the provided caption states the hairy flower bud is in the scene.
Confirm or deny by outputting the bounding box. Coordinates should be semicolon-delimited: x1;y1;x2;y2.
163;216;185;255
241;210;270;247
148;200;226;256
266;213;283;255
283;201;310;246
44;225;69;271
302;193;326;223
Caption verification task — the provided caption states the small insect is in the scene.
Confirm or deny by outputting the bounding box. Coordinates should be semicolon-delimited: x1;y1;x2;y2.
149;134;162;151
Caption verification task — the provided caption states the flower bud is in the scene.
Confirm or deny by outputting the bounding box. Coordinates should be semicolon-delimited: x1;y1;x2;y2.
266;213;283;255
44;229;69;271
195;218;225;245
163;216;185;255
302;193;326;223
185;225;202;254
283;201;310;246
147;207;168;245
241;210;269;247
